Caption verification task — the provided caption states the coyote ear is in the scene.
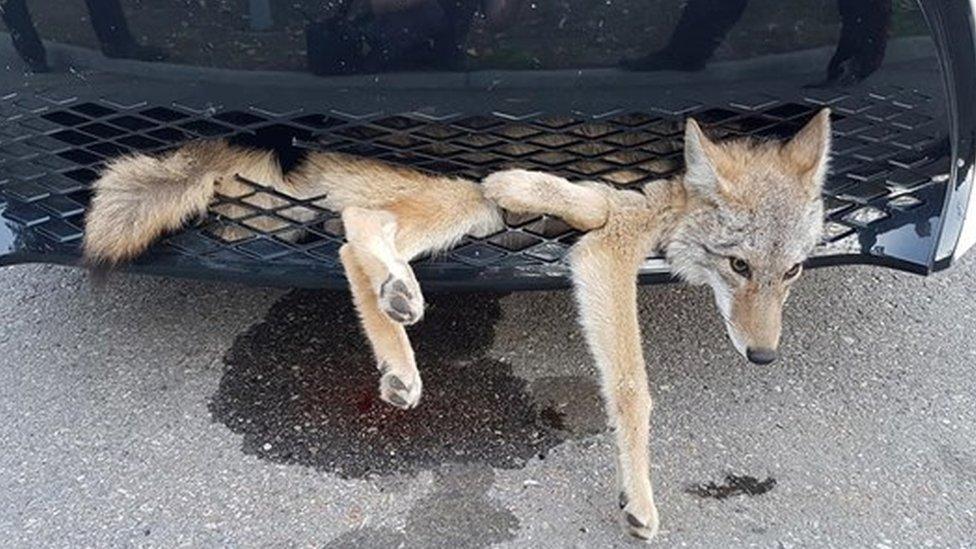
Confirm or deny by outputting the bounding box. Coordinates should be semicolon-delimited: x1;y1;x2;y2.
683;118;724;198
784;108;831;191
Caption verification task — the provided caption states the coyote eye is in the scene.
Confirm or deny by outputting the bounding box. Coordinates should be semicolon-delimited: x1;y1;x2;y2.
729;257;751;278
784;263;802;280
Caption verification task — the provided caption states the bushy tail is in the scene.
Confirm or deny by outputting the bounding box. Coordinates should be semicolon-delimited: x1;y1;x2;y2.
83;140;260;266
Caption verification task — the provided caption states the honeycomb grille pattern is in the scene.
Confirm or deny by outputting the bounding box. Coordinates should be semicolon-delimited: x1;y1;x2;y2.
0;85;948;281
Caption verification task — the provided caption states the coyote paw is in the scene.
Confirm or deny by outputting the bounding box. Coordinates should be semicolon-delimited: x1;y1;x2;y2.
379;270;424;325
482;169;545;213
617;491;660;542
379;368;422;410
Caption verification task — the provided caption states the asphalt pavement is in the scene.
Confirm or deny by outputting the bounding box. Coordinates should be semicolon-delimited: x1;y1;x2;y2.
1;254;975;547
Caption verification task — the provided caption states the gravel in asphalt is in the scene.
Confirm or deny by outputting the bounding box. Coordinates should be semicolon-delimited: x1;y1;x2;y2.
1;255;975;547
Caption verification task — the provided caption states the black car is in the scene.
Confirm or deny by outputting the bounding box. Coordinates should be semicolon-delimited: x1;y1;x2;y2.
1;0;974;288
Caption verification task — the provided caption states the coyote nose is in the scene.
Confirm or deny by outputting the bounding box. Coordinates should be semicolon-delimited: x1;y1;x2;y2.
746;348;778;365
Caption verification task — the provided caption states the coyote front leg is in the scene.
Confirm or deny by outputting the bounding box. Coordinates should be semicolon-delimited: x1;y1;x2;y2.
342;207;426;324
571;223;659;541
339;243;423;409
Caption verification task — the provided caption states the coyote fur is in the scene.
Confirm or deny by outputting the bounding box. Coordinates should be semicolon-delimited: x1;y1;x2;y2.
83;109;830;541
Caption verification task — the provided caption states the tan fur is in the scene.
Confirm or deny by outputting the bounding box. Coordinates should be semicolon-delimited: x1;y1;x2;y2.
84;140;502;264
483;109;830;541
568;188;673;540
782;109;833;192
84;140;503;410
339;243;422;408
482;169;610;231
683;111;830;208
730;281;786;352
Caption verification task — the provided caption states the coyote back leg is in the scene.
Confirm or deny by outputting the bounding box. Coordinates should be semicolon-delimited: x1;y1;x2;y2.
340;207;426;410
340;244;422;409
343;207;424;325
339;194;501;410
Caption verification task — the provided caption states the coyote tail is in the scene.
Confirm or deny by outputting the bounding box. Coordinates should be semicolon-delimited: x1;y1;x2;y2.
82;140;282;266
83;139;504;270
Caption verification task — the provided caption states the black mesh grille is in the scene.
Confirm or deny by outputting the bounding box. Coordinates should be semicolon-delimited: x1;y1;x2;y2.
0;85;949;286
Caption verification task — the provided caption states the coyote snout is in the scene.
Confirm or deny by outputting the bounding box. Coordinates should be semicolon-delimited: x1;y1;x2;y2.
712;266;793;365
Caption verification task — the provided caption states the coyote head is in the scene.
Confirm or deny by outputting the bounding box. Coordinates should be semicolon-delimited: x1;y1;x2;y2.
666;110;830;364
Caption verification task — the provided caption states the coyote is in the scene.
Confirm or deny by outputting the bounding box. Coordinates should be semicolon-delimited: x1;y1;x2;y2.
83;109;829;541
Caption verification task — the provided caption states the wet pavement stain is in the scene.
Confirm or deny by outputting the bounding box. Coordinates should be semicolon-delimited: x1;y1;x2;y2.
404;466;519;547
323;465;519;549
209;290;602;479
321;528;406;549
530;376;605;436
686;474;777;500
937;444;976;484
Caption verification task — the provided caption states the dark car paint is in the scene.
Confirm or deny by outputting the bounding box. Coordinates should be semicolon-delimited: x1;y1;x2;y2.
0;0;973;290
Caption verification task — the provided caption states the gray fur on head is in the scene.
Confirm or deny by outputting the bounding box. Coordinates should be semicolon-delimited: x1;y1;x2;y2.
663;110;831;355
667;110;830;284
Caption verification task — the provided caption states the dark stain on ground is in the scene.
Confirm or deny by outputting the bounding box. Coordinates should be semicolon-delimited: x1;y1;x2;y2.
324;465;519;549
686;474;777;500
530;376;605;436
209;290;602;479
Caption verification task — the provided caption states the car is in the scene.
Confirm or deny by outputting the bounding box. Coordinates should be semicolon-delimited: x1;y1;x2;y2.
1;0;973;289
